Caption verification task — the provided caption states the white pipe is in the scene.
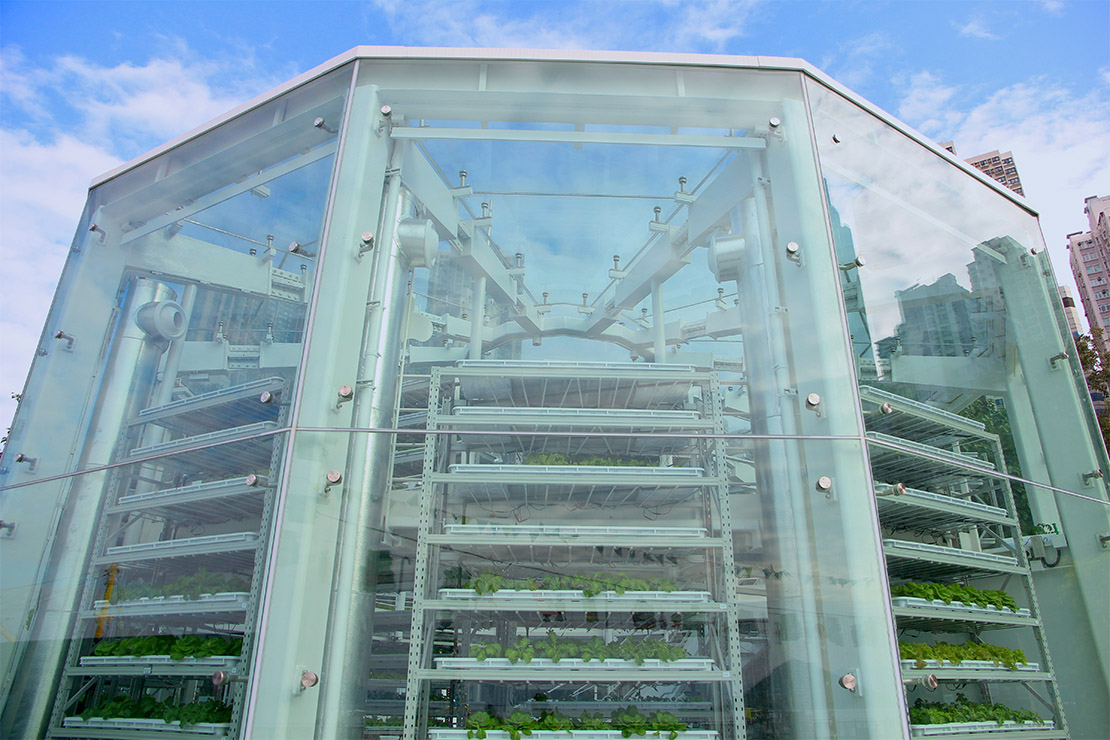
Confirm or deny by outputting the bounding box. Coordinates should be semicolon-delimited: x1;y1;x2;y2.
470;276;486;360
651;279;666;362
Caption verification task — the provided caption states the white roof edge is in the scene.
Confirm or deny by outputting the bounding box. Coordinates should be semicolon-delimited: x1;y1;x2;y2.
87;46;1038;218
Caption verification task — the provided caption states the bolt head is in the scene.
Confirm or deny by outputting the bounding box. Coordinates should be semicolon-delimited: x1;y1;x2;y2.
880;402;895;415
805;393;821;408
245;474;260;487
769;116;782;128
338;384;354;399
326;470;343;485
15;453;26;462
832;134;842;144
816;476;833;492
360;231;374;245
786;241;800;255
838;673;857;691
380;105;392;117
300;670;319;689
313;116;325;128
259;391;275;405
212;670;228;686
288;241;301;253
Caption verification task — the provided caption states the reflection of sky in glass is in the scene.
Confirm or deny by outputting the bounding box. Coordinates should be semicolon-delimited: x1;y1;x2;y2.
176;155;336;270
419;137;731;318
807;82;1043;352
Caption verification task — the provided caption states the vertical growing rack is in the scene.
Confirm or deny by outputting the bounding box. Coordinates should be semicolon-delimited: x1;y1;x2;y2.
861;386;1068;740
45;376;289;740
400;360;746;740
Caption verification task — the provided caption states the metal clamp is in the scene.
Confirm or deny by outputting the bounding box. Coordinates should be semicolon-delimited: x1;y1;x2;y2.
53;330;76;350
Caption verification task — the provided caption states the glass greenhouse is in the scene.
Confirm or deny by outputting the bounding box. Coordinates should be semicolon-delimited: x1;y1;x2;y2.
1;48;1107;740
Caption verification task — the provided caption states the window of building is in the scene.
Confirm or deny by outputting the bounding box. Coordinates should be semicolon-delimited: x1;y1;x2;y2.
1084;251;1099;261
1087;264;1102;274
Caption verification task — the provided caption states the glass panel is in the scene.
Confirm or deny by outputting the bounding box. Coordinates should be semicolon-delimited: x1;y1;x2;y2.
0;433;287;739
300;70;859;440
805;78;1108;738
260;430;902;740
0;66;350;736
805;80;1107;510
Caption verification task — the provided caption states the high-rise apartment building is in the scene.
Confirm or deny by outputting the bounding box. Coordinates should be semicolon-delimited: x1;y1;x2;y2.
1068;195;1110;351
936;143;1025;197
2;49;1108;740
1059;285;1083;336
965;149;1025;196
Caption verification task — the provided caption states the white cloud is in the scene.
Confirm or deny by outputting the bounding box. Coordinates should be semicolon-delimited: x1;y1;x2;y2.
819;32;896;90
0;44;283;437
955;18;1000;40
897;71;962;136
368;0;762;51
896;71;1110;322
1038;0;1064;14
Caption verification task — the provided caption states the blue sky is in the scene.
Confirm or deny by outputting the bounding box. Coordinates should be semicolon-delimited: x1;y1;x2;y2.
1;0;1108;433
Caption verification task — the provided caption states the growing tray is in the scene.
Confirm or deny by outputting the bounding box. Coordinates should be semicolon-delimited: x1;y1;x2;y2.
891;597;1030;618
439;589;712;603
429;731;718;740
909;720;1054;737
62;717;230;736
899;659;1039;672
434;657;715;670
79;655;240;667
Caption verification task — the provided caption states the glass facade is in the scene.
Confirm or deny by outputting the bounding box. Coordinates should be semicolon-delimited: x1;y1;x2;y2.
1;51;1107;740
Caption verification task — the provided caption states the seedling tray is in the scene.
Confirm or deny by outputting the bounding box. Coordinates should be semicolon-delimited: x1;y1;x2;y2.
429;731;718;740
434;657;715;670
909;720;1053;736
900;659;1039;672
439;589;712;603
891;597;1030;618
63;717;230;735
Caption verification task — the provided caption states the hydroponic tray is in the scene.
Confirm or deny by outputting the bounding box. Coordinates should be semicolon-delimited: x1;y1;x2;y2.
62;717;230;736
434;657;715;670
876;486;1013;532
439;589;712;603
441;524;708;539
909;720;1054;737
85;592;250;619
79;654;240;667
429;731;718;740
900;659;1040;672
883;539;1023;578
891;597;1030;618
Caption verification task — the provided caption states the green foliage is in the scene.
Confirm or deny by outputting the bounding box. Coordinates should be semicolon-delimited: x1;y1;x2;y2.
909;694;1045;726
958;397;1035;534
113;568;250;603
524;453;656;467
463;708;689;737
92;635;242;661
504;638;535;665
462;572;678;597
890;582;1018;612
1074;330;1110;454
79;694;231;724
899;640;1028;669
468;635;688;664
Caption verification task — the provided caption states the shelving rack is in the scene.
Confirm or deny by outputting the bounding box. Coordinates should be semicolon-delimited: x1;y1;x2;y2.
860;386;1068;740
45;376;289;740
399;360;744;740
